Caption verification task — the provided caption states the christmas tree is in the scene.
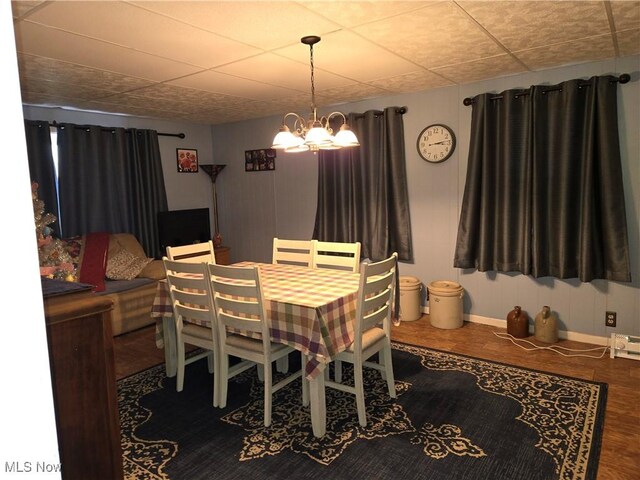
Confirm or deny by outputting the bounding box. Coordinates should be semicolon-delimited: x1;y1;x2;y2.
32;182;77;281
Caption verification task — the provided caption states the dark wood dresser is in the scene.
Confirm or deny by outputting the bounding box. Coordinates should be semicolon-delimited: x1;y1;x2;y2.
43;282;123;480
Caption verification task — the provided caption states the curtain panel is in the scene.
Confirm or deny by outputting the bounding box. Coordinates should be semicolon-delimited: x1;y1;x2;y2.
454;75;631;282
313;107;413;262
57;123;168;258
24;120;60;237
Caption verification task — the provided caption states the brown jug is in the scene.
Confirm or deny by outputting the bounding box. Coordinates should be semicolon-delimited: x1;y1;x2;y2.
507;306;529;338
534;306;558;343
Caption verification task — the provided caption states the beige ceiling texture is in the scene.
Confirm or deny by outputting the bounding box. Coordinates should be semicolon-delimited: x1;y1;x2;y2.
11;1;640;126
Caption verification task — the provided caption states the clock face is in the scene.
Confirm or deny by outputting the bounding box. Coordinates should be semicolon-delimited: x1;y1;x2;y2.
417;124;456;163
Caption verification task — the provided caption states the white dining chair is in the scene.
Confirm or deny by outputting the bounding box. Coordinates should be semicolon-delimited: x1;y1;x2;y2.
323;252;398;427
166;240;216;264
313;240;361;273
208;263;306;427
272;238;315;267
162;258;220;406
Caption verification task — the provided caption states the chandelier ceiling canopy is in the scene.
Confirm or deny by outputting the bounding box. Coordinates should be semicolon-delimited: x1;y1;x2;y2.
271;36;360;153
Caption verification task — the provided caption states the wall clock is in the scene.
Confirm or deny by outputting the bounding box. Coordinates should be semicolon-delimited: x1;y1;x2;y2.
417;124;456;163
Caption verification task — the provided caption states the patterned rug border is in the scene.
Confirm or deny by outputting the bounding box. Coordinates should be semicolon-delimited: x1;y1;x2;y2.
118;341;608;480
390;341;608;479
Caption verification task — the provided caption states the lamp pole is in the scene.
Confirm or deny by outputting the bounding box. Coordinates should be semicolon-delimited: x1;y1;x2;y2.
200;164;226;244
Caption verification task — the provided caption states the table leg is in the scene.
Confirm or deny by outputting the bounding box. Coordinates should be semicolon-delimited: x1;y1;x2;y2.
162;317;177;377
309;373;326;437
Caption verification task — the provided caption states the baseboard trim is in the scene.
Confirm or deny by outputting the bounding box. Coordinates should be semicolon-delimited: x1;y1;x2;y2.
464;313;609;346
419;306;610;346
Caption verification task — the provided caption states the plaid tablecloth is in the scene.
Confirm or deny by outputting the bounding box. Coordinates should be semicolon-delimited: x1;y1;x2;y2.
151;262;361;379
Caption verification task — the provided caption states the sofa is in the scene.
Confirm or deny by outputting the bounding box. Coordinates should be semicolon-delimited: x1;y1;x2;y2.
101;233;165;336
62;232;165;336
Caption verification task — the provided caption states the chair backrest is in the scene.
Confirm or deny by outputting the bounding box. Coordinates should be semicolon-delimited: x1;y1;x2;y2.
208;263;270;341
162;258;216;332
166;241;216;264
313;241;361;273
353;253;398;349
272;238;315;267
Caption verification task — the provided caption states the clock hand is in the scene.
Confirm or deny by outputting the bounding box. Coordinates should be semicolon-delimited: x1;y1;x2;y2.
429;141;449;146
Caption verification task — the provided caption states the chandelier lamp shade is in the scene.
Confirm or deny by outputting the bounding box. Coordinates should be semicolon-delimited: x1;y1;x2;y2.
271;36;360;153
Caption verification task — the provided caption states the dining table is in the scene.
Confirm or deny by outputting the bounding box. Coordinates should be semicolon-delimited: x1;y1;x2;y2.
150;261;362;437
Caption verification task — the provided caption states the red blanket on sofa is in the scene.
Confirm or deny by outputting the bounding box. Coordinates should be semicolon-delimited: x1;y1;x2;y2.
66;232;110;292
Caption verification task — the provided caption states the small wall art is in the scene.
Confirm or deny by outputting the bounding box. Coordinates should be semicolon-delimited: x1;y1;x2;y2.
177;148;199;172
245;148;276;172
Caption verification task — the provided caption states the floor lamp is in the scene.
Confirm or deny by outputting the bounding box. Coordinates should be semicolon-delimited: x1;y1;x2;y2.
200;164;226;247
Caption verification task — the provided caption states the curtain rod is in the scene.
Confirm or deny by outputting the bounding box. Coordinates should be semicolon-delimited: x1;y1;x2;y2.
462;73;631;106
351;106;408;117
49;120;185;138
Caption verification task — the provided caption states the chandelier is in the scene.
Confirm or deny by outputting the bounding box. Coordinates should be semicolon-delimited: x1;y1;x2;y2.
271;36;360;153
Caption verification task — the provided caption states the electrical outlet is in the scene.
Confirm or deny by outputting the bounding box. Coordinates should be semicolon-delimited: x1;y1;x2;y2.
605;311;617;328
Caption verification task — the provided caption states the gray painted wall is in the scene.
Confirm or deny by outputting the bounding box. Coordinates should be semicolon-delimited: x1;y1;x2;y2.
211;55;640;339
22;55;639;340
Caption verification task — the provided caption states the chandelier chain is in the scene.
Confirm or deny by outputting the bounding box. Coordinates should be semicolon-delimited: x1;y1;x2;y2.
309;43;316;115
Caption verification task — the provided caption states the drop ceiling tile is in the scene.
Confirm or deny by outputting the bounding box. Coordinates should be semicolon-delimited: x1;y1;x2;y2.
367;69;454;93
617;29;640;56
91;103;189;120
249;92;321;116
313;82;391;107
216;52;355;91
130;83;256;110
132;1;339;50
432;54;527;85
611;1;640;31
274;30;420;82
458;1;610;52
19;78;120;101
353;2;505;69
20;90;75;107
25;1;260;68
175;108;248;126
17;54;156;93
14;21;202;81
514;34;615;71
299;1;435;28
168;70;301;100
11;0;46;18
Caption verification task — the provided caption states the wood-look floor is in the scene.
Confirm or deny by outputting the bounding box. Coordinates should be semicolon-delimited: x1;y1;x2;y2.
113;316;640;480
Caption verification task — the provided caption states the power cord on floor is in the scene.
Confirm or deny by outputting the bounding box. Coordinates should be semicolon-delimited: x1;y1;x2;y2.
493;332;610;359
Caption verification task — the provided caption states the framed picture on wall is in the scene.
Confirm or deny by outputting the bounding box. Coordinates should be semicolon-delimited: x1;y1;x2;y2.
245;148;276;172
177;148;199;172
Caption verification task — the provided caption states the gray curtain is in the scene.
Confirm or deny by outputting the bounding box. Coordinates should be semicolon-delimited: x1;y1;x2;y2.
313;107;413;262
24;120;60;237
57;123;168;258
455;75;631;282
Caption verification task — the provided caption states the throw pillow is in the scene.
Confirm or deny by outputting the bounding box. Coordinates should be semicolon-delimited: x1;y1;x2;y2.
106;249;153;281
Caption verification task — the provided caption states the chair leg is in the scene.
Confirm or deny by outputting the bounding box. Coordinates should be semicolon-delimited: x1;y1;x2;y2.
276;354;289;373
219;352;229;408
257;364;265;382
301;353;309;407
264;361;272;427
354;360;366;427
176;339;186;392
382;344;396;398
335;359;343;383
211;352;219;407
207;352;215;374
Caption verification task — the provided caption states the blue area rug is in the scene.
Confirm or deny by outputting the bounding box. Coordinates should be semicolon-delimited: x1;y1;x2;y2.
118;342;606;480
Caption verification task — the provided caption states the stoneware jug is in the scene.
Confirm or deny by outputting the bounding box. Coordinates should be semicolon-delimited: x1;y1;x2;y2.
507;305;529;338
534;306;558;344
